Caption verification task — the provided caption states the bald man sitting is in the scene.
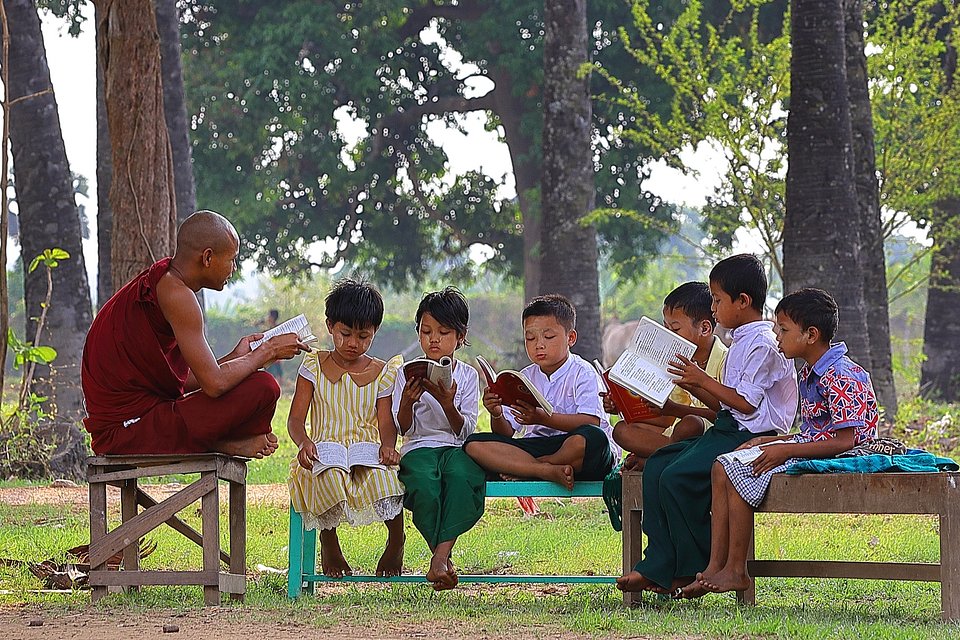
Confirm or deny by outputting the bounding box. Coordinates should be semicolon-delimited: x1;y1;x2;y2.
81;210;308;458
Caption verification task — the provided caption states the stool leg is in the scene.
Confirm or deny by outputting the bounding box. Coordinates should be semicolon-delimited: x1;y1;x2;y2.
303;525;317;595
287;505;305;599
201;472;220;606
229;478;246;603
89;468;108;603
120;478;140;593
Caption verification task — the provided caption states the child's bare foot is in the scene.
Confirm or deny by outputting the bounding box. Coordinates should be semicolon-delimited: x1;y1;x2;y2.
320;549;352;578
428;555;458;591
675;576;709;599
499;473;521;481
616;570;667;593
542;464;574;491
621;453;640;471
699;568;751;594
214;433;279;458
376;535;405;577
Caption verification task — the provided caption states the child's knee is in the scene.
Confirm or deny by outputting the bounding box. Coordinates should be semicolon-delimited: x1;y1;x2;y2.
670;416;705;442
612;422;631;447
711;460;728;481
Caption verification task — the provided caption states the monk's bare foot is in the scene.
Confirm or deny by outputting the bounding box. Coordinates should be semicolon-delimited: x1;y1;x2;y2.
700;568;751;594
215;433;279;459
542;464;574;491
376;535;405;577
616;570;666;593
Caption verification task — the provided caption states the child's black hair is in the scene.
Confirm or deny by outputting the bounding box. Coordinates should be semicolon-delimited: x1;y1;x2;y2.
325;278;384;329
775;288;838;342
416;287;470;346
663;282;716;327
709;254;767;312
522;294;576;332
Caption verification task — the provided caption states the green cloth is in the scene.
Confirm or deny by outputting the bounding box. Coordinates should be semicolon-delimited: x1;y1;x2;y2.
633;411;768;590
398;446;487;548
602;462;624;532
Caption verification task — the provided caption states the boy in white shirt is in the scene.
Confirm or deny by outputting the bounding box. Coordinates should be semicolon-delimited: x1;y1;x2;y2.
464;295;620;490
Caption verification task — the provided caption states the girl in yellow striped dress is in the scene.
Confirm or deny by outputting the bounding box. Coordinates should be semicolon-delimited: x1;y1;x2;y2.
287;279;405;577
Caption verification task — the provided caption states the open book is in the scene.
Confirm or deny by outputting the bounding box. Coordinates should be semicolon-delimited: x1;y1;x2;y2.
311;441;386;475
717;440;791;466
476;355;553;415
607;316;696;408
593;360;660;423
249;314;318;351
403;356;453;388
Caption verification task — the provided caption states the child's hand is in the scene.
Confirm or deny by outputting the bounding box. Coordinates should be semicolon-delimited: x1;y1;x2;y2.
482;387;505;418
750;444;792;475
667;354;710;388
400;377;425;407
509;400;549;427
601;391;619;415
297;440;318;471
422;378;458;408
379;444;401;466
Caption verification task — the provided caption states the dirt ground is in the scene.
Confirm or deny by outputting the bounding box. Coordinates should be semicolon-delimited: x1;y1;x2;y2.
0;482;291;509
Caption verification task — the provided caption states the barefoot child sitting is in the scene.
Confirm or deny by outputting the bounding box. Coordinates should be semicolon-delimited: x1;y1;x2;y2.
608;282;728;471
680;288;879;597
393;288;486;591
287;279;405;577
617;254;798;597
464;294;619;490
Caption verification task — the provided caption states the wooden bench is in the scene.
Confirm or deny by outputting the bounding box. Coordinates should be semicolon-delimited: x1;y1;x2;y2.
87;454;248;605
621;469;960;620
287;480;617;597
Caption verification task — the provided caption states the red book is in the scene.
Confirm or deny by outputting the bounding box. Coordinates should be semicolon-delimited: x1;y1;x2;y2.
593;360;661;423
476;356;554;415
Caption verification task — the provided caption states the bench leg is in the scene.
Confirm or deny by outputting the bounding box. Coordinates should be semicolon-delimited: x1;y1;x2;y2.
303;525;317;595
621;472;643;607
89;470;108;603
736;528;756;605
120;478;140;593
287;505;306;599
229;479;246;603
942;496;960;621
201;472;221;606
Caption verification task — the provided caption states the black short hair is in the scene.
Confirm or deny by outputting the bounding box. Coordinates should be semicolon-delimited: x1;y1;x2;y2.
325;278;384;330
709;254;767;312
416;287;470;346
522;294;576;331
268;309;280;321
775;288;839;342
663;282;715;327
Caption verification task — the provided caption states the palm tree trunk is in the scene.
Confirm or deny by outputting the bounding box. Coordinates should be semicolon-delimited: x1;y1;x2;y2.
784;0;871;366
4;0;93;479
540;0;601;361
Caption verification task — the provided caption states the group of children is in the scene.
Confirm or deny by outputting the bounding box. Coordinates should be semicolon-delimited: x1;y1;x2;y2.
285;252;880;597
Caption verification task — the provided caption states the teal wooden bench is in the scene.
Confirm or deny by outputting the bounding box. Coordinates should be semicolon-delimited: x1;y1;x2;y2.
287;480;616;598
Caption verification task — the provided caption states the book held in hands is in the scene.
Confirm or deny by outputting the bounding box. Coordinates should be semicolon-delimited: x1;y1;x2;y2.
402;356;453;388
607;316;697;408
592;359;661;422
476;355;553;415
249;314;318;351
311;441;386;475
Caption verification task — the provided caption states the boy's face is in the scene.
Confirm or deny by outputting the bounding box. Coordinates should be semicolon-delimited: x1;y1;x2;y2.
326;320;376;363
418;312;462;360
774;311;812;360
709;280;748;329
523;315;575;376
662;305;712;347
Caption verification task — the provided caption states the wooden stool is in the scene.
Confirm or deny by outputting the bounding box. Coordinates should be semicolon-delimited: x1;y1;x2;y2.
87;454;247;605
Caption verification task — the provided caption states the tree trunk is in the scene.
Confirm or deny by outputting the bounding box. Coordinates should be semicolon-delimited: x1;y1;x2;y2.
539;0;601;361
95;2;113;307
843;0;897;422
921;201;960;401
784;0;871;366
4;0;93;479
95;0;177;291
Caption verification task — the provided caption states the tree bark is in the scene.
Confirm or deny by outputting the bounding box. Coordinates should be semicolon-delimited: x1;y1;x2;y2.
784;0;871;366
95;1;113;307
95;0;177;291
4;0;93;479
921;201;960;401
539;0;601;361
843;0;897;421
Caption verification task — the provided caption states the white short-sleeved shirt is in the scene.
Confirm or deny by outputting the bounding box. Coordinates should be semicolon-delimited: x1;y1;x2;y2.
392;357;480;456
722;320;799;434
502;353;620;459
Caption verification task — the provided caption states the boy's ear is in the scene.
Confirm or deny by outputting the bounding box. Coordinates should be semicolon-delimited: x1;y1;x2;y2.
738;292;752;309
325;319;334;333
567;329;578;347
806;325;821;345
698;320;713;336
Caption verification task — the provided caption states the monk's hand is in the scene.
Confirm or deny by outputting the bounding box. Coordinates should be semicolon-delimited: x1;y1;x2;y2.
379;445;400;466
297;440;319;471
233;333;264;357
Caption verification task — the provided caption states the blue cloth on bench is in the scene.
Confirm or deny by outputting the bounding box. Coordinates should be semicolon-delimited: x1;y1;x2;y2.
785;450;959;475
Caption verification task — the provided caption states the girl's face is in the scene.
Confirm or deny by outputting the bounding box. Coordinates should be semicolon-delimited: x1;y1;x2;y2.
326;320;376;363
418;312;462;361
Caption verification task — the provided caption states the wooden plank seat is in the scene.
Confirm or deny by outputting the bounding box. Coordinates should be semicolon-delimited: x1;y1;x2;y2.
87;454;248;606
286;480;617;597
621;469;960;621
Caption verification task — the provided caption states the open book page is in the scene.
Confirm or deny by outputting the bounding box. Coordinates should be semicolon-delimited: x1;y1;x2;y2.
476;355;554;415
311;441;349;475
403;356;453;388
607;316;696;407
718;440;791;466
346;441;386;469
249;314;318;351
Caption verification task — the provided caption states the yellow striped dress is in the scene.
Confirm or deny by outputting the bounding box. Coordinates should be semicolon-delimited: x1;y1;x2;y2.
288;351;405;531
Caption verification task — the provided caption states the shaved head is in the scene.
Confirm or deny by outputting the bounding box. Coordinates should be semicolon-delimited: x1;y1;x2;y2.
175;210;239;256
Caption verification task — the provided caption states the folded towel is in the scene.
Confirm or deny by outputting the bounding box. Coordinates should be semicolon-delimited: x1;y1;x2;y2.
786;450;958;475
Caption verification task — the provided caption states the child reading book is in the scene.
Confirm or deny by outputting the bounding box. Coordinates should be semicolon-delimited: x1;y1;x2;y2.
464;294;619;490
287;279;405;578
605;282;728;470
393;287;484;591
678;288;879;598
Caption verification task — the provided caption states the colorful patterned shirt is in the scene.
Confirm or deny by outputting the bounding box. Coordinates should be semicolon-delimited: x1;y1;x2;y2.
797;342;879;444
